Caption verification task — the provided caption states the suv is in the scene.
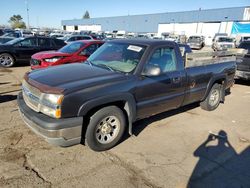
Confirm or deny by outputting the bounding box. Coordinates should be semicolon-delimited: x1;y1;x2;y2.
187;35;205;50
212;36;235;51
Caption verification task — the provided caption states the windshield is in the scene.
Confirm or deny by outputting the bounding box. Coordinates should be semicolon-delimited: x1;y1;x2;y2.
88;42;146;73
58;41;85;53
188;36;201;42
5;38;24;45
218;37;233;42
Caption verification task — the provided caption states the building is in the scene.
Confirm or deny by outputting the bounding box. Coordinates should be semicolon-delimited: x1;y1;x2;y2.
62;6;250;45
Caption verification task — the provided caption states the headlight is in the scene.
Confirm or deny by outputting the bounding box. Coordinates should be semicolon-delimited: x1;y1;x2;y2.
44;57;61;63
40;94;64;118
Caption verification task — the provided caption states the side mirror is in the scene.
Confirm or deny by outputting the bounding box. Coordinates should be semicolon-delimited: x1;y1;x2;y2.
142;64;161;77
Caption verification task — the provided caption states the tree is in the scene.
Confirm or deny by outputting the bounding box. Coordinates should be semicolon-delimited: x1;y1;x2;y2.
8;15;26;29
83;11;90;19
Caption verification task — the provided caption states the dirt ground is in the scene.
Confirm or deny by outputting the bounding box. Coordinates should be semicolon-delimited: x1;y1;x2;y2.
0;64;250;188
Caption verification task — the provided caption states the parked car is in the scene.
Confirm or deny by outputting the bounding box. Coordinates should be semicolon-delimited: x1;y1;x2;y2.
18;39;237;151
31;40;104;69
0;37;66;67
0;31;22;44
212;36;235;51
187;35;205;49
235;34;250;47
235;41;250;80
212;33;228;42
60;35;94;43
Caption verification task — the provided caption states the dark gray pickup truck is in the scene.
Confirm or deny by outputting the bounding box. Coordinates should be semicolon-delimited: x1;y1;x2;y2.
18;39;236;151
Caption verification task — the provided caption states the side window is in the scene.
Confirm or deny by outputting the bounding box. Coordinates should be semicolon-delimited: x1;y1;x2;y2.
81;44;98;55
53;39;66;47
38;38;51;47
147;47;177;73
82;36;91;40
68;37;74;42
76;36;83;40
19;38;37;46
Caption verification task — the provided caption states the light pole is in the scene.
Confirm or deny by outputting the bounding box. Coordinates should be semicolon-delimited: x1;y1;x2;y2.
172;19;175;34
25;0;30;29
224;16;228;34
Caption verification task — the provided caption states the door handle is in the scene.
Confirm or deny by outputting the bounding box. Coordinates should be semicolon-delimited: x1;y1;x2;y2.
173;77;181;83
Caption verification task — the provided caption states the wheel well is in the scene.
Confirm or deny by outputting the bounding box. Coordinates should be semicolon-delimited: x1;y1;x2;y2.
80;101;129;144
0;52;16;62
213;79;224;86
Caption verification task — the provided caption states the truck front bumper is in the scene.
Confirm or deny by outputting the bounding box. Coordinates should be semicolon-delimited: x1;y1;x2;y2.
17;93;83;147
235;70;250;80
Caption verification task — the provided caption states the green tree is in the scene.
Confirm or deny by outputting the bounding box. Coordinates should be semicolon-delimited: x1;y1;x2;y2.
8;15;26;29
83;11;90;19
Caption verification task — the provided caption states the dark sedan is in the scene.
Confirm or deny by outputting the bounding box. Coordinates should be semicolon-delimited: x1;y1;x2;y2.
0;37;66;67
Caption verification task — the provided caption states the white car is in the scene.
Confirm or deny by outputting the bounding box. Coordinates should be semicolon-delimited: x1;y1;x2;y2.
212;36;235;51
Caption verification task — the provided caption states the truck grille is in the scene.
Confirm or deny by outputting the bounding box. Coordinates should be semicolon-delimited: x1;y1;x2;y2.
22;80;42;112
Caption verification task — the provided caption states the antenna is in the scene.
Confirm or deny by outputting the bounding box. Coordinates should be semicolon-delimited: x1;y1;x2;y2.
25;0;30;29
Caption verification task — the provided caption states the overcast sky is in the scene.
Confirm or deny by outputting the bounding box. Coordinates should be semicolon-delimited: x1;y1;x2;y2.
0;0;249;28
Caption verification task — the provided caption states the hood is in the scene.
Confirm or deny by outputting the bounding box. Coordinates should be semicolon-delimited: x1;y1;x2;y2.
27;63;126;94
32;51;71;59
217;42;234;45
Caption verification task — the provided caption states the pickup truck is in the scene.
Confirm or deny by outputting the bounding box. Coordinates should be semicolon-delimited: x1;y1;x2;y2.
18;39;236;151
235;41;250;80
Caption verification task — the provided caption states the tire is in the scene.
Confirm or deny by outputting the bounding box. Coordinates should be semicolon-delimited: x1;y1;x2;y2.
0;53;15;67
85;106;126;151
200;83;222;111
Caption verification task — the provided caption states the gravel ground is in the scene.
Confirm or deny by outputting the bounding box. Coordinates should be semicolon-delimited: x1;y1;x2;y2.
0;62;250;188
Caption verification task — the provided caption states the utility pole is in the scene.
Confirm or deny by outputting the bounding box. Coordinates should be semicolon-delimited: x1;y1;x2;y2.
25;0;30;29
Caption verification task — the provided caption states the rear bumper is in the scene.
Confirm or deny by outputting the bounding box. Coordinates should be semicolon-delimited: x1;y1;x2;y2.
235;70;250;80
17;93;83;147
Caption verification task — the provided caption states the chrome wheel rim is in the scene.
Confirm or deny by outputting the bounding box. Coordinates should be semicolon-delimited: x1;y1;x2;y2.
95;116;120;144
0;54;13;67
209;89;220;106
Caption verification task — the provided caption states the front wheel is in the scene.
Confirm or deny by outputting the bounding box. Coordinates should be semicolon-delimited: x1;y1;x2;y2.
85;106;126;151
200;83;222;111
0;53;15;67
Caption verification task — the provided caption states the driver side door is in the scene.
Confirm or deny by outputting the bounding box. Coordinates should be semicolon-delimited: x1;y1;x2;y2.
135;46;186;119
14;38;39;60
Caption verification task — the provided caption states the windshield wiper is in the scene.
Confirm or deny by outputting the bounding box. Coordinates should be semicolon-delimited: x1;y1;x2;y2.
96;64;115;72
85;60;93;66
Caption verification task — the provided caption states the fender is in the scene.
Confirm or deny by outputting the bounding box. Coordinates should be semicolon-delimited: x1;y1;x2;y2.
202;74;226;101
77;93;136;135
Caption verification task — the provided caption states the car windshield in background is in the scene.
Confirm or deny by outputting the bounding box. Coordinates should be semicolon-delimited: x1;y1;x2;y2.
5;38;24;45
88;42;146;73
218;37;233;42
59;41;85;54
188;37;201;42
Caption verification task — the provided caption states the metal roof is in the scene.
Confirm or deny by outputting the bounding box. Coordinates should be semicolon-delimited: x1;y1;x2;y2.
62;6;249;33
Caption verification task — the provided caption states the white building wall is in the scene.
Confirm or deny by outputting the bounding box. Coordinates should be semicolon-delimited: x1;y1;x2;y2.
78;25;102;32
65;26;75;32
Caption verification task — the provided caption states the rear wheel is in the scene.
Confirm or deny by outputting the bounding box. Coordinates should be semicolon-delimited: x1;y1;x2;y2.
85;106;126;151
200;83;222;111
0;53;15;67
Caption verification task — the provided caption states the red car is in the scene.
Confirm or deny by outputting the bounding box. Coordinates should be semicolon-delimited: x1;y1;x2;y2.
30;40;104;69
